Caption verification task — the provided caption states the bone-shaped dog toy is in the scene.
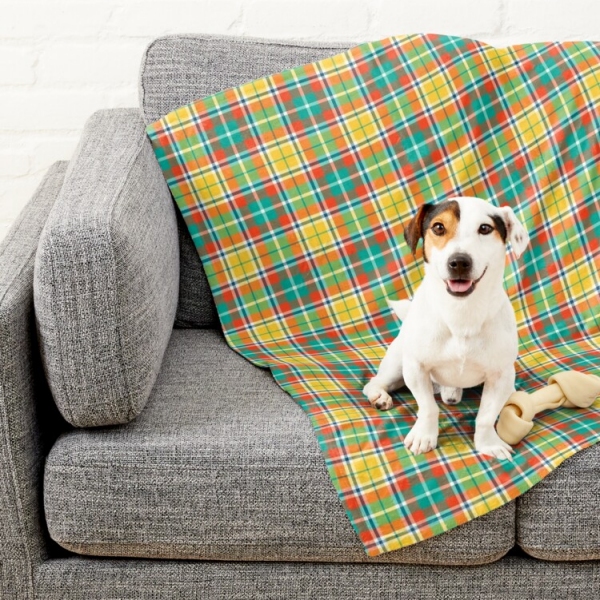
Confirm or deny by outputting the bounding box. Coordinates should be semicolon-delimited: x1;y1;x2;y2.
497;371;600;446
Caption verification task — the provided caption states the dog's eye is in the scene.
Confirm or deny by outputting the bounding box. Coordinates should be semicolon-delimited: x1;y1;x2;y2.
431;222;445;236
479;224;493;235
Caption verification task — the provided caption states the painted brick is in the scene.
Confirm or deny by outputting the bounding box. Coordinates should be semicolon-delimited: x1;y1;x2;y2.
2;0;600;234
0;2;113;38
108;1;244;37
109;87;142;109
38;41;146;86
0;176;41;220
0;221;12;243
244;0;372;41
30;136;78;173
0;152;30;177
0;45;37;85
0;90;112;131
505;0;600;40
370;0;502;39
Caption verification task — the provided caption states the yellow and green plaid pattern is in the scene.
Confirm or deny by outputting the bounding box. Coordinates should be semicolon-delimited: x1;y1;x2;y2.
147;34;600;556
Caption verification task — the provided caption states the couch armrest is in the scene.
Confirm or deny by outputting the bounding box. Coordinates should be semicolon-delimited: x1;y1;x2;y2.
34;109;179;427
0;162;69;597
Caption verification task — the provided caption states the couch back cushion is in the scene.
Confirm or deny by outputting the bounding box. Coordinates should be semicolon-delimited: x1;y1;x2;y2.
34;109;179;428
139;35;350;328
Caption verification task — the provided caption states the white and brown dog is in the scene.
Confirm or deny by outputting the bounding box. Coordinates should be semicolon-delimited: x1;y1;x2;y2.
363;196;529;459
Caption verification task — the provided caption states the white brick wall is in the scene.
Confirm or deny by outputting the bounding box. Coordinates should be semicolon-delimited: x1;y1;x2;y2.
1;0;599;240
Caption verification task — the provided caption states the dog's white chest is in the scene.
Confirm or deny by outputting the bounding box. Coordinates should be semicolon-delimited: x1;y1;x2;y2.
428;334;487;388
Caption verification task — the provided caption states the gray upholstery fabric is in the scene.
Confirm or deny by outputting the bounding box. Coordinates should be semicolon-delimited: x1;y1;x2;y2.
139;34;351;126
140;35;351;328
44;329;515;566
34;109;179;427
35;554;600;600
0;162;68;599
517;444;600;561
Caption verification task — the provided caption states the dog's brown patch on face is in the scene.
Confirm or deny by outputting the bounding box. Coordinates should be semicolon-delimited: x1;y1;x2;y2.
490;214;508;243
422;201;460;261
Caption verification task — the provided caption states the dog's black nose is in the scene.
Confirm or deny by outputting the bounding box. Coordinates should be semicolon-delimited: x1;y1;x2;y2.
447;253;472;277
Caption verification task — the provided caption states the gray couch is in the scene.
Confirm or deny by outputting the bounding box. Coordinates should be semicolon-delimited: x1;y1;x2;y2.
1;35;598;599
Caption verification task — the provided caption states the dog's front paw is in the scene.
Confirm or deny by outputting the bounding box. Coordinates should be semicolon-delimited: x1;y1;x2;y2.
363;380;393;410
404;418;438;455
475;429;513;460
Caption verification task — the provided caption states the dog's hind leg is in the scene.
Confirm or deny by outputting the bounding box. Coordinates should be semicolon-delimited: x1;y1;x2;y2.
363;337;404;410
440;386;463;405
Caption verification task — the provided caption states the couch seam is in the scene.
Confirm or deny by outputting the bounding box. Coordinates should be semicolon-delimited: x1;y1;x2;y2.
517;543;600;561
44;230;74;425
106;116;151;423
47;541;510;567
138;38;158;124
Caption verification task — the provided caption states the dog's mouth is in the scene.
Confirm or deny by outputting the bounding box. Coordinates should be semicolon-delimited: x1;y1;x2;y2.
445;267;487;297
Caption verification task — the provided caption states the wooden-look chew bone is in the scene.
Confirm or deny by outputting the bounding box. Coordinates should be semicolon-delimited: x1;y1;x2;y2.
497;371;600;446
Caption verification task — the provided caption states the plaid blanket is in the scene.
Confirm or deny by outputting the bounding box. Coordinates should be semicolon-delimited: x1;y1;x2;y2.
147;34;600;556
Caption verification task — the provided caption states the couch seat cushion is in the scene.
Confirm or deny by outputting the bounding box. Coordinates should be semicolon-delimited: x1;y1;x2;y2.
44;329;514;565
517;445;600;560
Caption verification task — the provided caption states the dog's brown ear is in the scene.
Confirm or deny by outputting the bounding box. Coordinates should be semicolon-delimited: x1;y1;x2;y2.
404;203;434;255
499;206;529;259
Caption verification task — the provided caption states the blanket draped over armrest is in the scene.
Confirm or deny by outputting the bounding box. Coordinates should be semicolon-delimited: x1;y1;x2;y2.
147;34;600;556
